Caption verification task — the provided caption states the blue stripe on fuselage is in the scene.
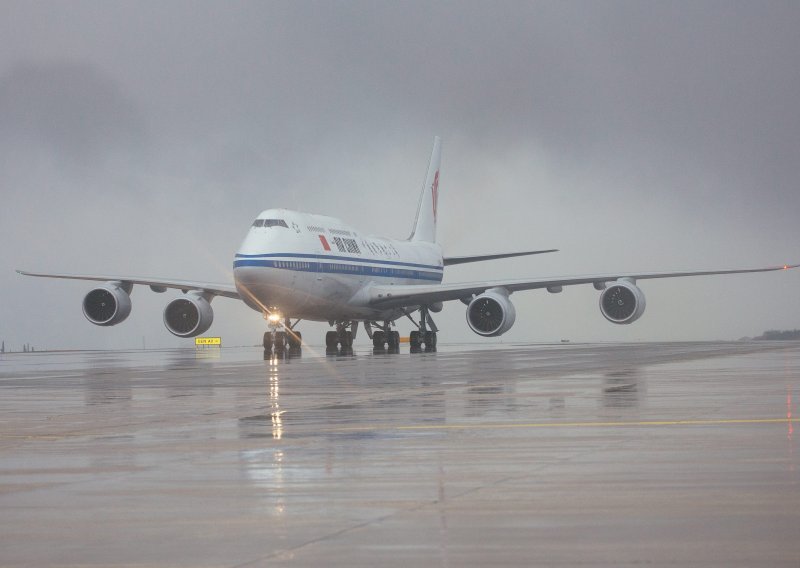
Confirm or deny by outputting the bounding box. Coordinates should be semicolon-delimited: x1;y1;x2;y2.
233;256;443;282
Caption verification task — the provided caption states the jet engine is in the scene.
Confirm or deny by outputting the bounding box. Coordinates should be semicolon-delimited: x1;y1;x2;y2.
163;293;214;337
82;283;132;326
466;288;516;337
599;279;646;324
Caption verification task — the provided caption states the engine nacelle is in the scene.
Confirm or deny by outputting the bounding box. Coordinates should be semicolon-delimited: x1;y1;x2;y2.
163;293;214;338
466;288;516;337
599;279;646;324
82;283;132;326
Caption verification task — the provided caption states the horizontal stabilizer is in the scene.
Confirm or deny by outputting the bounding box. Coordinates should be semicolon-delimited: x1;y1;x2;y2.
443;249;559;266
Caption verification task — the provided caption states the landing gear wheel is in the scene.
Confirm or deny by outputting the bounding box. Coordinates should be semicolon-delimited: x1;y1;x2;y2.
274;331;287;355
424;331;437;352
373;330;386;351
263;332;273;359
286;331;302;357
325;331;338;354
387;331;400;353
339;330;354;355
409;330;421;353
288;330;302;349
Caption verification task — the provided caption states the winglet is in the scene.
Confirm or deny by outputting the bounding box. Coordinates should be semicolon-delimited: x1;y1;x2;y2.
409;136;441;243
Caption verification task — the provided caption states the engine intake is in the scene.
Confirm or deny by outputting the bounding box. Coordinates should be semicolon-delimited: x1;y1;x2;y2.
82;283;132;326
599;279;646;324
466;288;516;337
164;293;214;337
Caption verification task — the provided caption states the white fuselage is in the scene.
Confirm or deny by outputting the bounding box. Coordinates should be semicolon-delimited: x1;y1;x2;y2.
233;209;443;322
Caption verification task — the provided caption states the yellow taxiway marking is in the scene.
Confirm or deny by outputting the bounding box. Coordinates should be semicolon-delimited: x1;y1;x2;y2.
327;417;800;433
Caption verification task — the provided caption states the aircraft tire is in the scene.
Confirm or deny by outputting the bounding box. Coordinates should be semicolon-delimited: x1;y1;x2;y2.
424;331;437;352
373;331;386;349
340;331;353;348
275;331;286;353
325;331;338;348
409;331;421;353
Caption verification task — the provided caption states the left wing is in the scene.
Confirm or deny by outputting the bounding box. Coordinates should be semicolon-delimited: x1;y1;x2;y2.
368;264;798;308
16;270;239;299
443;249;558;266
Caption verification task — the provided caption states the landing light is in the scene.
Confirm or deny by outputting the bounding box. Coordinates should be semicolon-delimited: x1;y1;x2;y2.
267;313;281;323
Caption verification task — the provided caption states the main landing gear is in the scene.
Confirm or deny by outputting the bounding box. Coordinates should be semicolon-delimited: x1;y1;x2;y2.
408;306;438;353
366;321;401;354
324;306;438;356
264;316;302;359
325;320;357;356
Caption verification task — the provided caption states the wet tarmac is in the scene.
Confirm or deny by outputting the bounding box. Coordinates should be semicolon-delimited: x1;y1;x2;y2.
1;341;799;567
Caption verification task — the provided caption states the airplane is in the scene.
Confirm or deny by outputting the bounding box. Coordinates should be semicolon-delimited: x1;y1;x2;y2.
18;137;798;355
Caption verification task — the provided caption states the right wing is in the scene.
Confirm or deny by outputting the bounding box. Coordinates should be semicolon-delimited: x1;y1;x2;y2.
16;270;239;299
368;263;798;309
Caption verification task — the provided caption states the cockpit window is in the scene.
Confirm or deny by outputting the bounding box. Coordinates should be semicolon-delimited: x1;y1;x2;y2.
252;219;289;228
264;219;289;228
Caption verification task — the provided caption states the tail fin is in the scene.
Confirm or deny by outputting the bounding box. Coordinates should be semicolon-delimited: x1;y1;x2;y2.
409;136;441;243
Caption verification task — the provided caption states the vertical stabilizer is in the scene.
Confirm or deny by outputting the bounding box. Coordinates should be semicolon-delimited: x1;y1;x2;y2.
409;136;441;243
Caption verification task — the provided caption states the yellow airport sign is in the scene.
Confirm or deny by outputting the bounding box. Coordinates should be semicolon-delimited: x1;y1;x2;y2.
195;337;222;346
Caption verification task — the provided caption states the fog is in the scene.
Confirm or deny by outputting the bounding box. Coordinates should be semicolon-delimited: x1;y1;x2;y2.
2;1;798;350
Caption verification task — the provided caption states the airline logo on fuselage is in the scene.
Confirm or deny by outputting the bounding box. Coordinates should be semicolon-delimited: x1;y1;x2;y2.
432;170;439;221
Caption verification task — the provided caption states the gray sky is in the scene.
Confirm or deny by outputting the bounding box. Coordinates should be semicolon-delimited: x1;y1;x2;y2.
2;1;799;350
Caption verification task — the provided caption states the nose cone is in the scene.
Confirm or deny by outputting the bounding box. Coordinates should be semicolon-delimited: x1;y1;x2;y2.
233;211;305;313
233;224;273;311
234;264;266;312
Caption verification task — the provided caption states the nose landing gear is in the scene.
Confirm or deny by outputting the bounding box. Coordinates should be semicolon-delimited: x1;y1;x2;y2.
263;315;302;359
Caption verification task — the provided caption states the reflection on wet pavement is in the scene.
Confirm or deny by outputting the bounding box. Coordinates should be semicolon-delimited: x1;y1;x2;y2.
0;342;799;567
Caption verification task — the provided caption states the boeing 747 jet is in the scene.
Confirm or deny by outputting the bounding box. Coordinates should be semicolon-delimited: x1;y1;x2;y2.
18;137;798;355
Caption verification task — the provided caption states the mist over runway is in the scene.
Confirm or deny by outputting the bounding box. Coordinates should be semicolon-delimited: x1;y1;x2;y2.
3;2;800;350
1;342;799;566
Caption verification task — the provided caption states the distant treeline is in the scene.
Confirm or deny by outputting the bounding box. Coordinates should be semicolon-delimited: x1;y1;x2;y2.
755;329;800;340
